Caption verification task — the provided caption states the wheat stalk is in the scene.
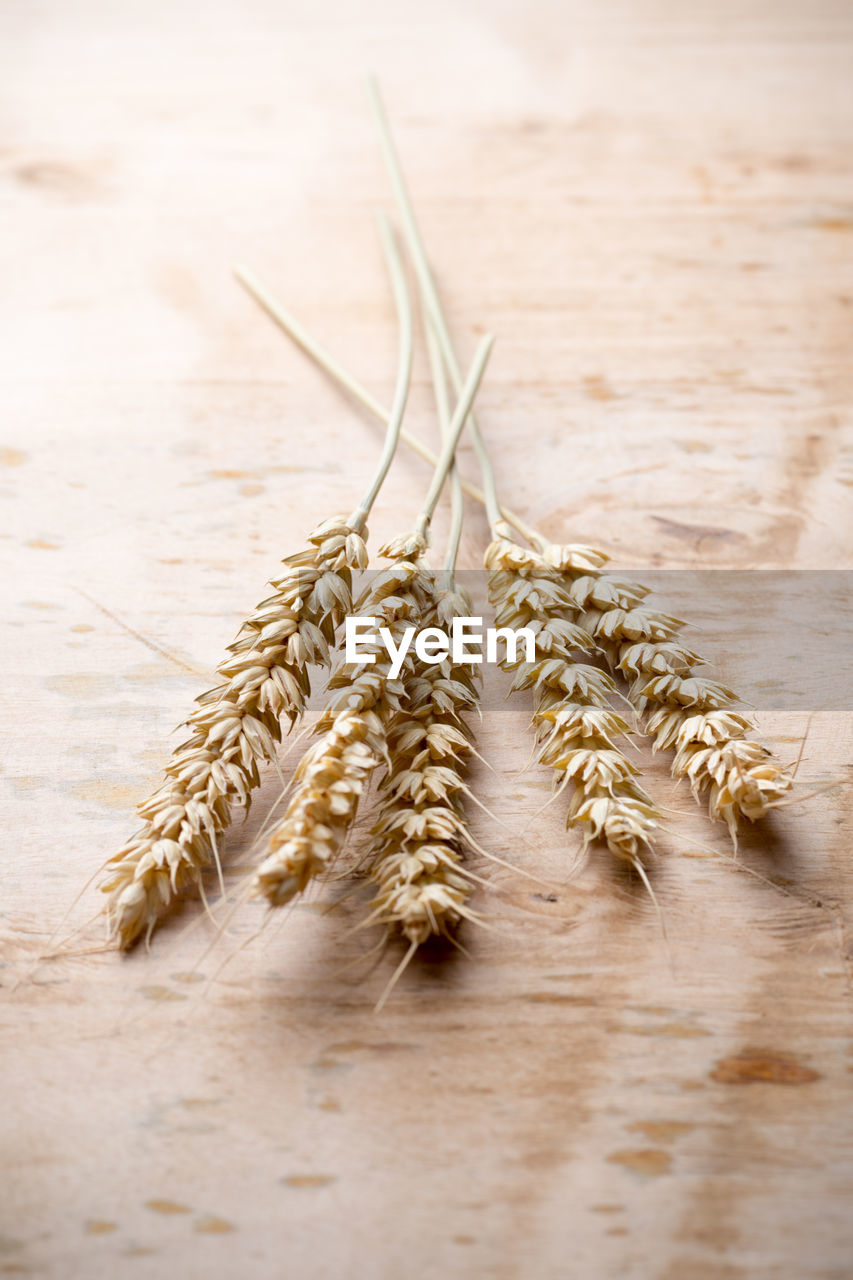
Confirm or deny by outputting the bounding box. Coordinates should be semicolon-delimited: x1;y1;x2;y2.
233;266;539;546
362;103;661;870
102;215;414;948
101;518;368;946
276;98;661;876
236;86;540;550
365;317;482;954
370;78;794;842
252;334;495;910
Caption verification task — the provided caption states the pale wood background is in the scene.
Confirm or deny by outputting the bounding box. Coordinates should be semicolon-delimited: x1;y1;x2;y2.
2;1;852;1277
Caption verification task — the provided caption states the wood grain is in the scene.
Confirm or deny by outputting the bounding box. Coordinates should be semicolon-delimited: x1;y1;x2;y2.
1;1;851;1277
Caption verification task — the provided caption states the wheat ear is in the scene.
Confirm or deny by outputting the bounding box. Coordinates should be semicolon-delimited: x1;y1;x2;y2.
367;585;480;945
252;548;435;905
485;534;660;868
101;517;370;946
102;215;414;948
243;283;795;843
252;334;495;909
536;550;794;839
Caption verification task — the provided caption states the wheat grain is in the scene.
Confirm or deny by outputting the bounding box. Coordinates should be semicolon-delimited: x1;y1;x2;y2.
619;641;793;838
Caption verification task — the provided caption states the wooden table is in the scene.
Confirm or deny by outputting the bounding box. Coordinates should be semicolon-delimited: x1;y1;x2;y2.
2;2;851;1276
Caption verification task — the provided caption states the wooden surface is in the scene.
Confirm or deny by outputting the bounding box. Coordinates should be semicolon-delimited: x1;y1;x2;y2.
2;2;852;1277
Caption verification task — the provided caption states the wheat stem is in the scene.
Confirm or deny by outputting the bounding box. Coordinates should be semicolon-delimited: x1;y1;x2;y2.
366;75;512;536
348;213;413;532
233;263;388;413
423;309;463;575
413;335;493;538
234;263;540;543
